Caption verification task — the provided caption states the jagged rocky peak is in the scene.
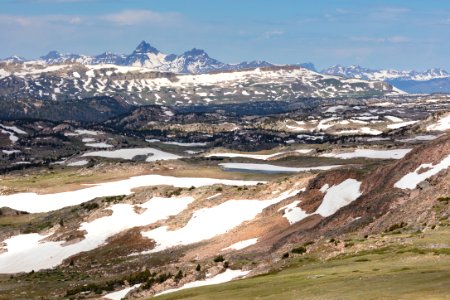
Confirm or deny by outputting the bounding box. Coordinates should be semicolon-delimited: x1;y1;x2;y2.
183;48;209;57
40;50;62;60
133;40;160;54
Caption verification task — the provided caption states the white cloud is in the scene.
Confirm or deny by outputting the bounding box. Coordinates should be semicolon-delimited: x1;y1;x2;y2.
101;10;181;26
263;30;284;39
0;9;180;28
0;15;33;26
0;14;84;26
387;36;409;43
351;35;410;44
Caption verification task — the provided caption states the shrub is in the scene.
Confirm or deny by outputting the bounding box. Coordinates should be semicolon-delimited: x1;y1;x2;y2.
282;252;289;259
174;270;183;282
385;222;407;232
196;264;201;272
156;273;172;284
213;255;225;263
291;247;307;254
223;261;229;269
82;202;99;211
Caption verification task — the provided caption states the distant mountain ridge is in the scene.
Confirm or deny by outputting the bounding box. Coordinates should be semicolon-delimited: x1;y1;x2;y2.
322;65;450;94
322;65;449;81
2;41;274;75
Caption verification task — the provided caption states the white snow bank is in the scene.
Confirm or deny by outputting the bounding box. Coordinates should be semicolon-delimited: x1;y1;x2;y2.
387;121;419;129
67;160;89;167
205;149;312;160
219;163;341;173
74;129;100;135
222;238;258;251
0;197;194;273
103;284;141;300
85;142;113;148
1;129;18;143
82;147;180;161
334;127;382;136
385;116;403;123
394;154;450;190
2;150;21;155
427;114;450;131
278;200;309;224
0;175;262;213
320;149;411;160
397;135;438;142
155;269;250;296
315;179;362;217
0;124;27;135
160;141;208;147
142;190;300;253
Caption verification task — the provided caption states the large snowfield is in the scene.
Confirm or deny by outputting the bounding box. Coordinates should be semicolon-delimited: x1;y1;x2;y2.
142;189;301;253
0;175;262;213
0;197;194;273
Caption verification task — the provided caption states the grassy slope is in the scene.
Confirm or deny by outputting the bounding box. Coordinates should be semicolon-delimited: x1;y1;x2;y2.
154;228;450;300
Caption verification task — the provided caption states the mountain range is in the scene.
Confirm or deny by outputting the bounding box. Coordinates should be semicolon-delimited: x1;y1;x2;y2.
322;65;450;94
10;41;274;75
2;41;450;94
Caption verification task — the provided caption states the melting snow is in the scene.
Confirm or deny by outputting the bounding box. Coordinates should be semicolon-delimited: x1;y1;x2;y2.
103;284;141;300
222;238;258;251
0;175;262;213
1;130;18;143
0;125;27;135
2;150;21;155
82;147;180;161
320;149;411;160
142;190;300;253
74;129;100;135
387;121;419;129
427;114;450;131
278;198;309;225
206;149;312;160
0;197;194;273
85;142;113;148
394;154;450;190
155;269;250;296
219;163;340;173
160;141;208;147
316;179;362;217
67;160;89;167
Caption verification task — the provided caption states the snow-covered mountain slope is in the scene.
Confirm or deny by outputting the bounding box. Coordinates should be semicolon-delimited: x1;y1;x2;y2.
0;64;402;104
322;65;450;94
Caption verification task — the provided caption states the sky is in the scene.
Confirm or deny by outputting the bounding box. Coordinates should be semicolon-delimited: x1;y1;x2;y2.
1;0;450;70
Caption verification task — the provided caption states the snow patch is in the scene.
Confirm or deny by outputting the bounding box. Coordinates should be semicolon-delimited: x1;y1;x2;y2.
316;179;362;217
222;238;258;251
82;147;180;161
394;155;450;190
155;269;250;296
321;149;411;160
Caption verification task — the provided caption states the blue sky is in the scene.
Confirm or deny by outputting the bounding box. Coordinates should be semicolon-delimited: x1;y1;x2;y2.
1;0;450;70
